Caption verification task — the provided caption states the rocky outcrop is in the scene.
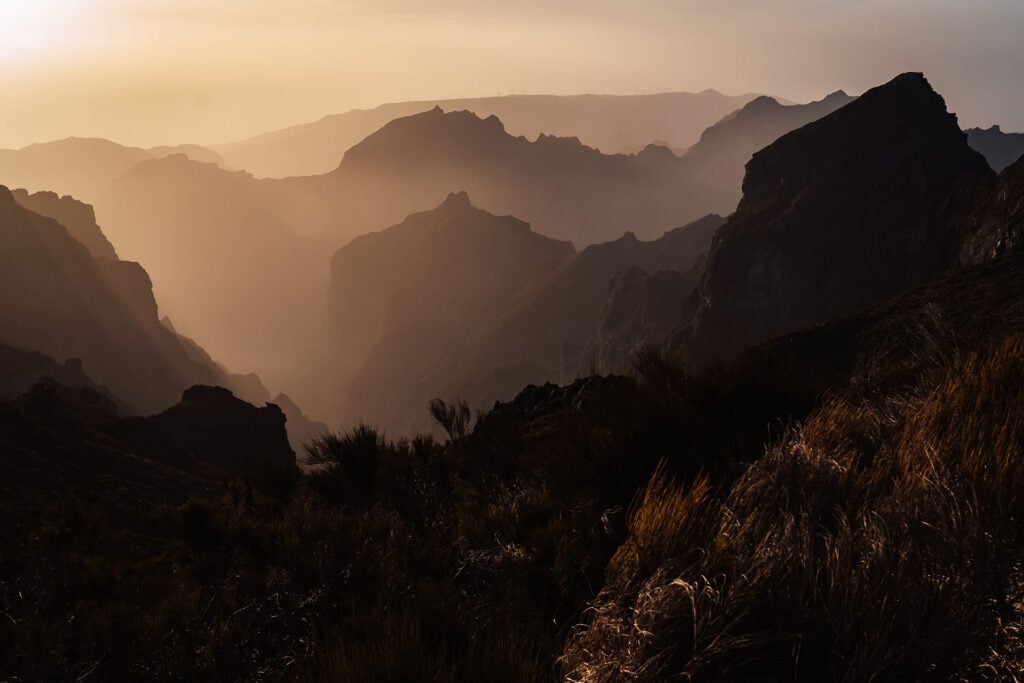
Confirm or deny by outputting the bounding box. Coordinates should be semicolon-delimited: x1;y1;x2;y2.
11;189;117;259
966;125;1024;173
682;73;993;365
107;385;295;477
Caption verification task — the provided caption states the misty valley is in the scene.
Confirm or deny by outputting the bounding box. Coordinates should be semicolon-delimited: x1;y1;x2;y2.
3;12;1024;679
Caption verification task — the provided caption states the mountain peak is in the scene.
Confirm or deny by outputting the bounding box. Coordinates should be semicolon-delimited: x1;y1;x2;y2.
442;190;473;209
685;72;992;364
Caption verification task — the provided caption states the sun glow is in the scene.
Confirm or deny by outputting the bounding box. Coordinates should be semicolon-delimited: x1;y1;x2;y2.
0;0;86;59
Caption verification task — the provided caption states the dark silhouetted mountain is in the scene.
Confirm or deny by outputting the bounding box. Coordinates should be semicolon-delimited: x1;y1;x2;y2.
0;137;227;203
966;125;1024;172
677;90;856;215
0;385;219;546
107;385;295;477
11;189;117;259
681;73;993;365
0;185;254;413
301;197;720;431
214;90;763;178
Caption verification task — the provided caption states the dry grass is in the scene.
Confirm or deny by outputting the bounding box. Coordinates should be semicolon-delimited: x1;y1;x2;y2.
564;335;1024;681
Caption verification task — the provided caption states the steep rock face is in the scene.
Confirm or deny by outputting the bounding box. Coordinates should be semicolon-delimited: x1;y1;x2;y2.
107;385;295;477
958;157;1024;264
11;189;118;259
683;73;993;364
966;125;1024;173
305;191;574;428
0;185;229;413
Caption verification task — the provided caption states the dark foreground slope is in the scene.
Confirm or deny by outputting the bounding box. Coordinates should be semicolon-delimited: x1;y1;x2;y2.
564;257;1024;681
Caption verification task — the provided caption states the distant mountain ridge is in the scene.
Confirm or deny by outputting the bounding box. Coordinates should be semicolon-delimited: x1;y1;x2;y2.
0;137;227;203
213;90;765;178
95;89;857;412
965;125;1024;172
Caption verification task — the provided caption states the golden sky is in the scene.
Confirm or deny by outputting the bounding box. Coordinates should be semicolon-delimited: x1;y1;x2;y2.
1;0;1022;148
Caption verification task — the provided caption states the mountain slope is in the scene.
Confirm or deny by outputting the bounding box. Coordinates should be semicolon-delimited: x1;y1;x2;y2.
0;185;243;413
302;198;721;431
682;73;993;364
11;189;118;259
213;90;762;178
303;192;574;428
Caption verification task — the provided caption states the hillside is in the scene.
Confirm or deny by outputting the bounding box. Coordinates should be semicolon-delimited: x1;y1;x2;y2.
0;185;262;413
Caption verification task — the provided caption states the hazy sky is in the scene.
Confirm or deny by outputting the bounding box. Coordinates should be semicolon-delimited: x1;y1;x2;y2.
1;0;1022;148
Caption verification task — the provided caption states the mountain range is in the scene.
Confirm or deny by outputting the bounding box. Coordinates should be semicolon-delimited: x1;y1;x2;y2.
296;193;721;432
0;137;226;203
212;90;764;178
89;90;855;394
5;70;1024;680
